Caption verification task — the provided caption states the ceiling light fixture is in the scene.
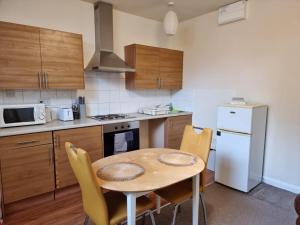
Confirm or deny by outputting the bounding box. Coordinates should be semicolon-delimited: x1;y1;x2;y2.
163;2;178;36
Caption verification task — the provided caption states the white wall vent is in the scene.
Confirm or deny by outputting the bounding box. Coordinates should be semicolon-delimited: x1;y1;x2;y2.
218;0;247;25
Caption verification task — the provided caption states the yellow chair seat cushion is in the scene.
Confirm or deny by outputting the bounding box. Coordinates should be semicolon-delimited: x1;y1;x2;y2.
105;191;154;225
155;179;194;205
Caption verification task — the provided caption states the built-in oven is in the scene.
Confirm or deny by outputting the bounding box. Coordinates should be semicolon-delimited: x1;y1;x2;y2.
103;121;140;157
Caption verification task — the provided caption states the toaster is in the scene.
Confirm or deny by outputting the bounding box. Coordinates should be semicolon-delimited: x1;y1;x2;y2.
58;108;74;121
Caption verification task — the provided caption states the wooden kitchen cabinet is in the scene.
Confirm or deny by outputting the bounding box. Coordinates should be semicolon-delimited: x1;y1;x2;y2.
159;48;183;89
125;44;183;90
125;44;160;89
0;21;42;89
0;21;84;90
53;126;103;189
164;115;192;149
40;29;85;89
0;132;54;204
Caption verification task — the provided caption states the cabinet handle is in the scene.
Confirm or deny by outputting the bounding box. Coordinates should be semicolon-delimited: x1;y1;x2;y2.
41;72;45;89
49;147;53;164
38;72;42;89
157;78;160;88
45;72;48;89
54;135;60;148
17;140;39;145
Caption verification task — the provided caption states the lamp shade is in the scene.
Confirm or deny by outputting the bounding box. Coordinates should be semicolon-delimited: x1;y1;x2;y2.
163;10;178;35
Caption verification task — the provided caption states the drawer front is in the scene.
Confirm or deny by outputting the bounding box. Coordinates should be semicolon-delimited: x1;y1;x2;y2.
0;132;53;150
217;107;253;134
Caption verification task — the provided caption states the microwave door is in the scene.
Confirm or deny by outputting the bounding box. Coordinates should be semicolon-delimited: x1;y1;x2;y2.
3;108;35;124
2;107;35;127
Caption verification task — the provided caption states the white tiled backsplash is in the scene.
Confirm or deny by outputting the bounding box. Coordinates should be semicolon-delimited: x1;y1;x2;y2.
171;89;236;131
0;73;172;117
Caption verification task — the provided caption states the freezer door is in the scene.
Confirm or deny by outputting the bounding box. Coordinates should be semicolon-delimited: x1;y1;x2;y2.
217;106;253;134
215;130;251;192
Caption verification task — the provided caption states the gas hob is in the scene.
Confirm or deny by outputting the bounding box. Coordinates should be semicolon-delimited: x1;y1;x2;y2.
91;114;133;121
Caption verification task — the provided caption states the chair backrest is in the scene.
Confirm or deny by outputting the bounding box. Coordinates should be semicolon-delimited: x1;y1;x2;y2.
65;142;109;225
295;194;300;225
180;125;213;191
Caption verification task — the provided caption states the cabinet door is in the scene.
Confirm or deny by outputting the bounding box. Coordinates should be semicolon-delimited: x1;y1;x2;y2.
164;115;192;149
53;126;103;189
40;29;85;89
0;21;42;89
159;48;183;90
1;144;55;204
125;44;160;89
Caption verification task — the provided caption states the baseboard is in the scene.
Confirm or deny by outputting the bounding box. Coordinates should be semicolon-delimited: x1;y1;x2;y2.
263;176;300;194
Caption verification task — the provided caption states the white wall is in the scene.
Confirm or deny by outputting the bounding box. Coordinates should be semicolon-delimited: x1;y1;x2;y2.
0;0;171;116
170;0;300;192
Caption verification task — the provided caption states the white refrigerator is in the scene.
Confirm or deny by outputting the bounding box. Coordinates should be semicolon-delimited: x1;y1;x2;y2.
215;104;268;192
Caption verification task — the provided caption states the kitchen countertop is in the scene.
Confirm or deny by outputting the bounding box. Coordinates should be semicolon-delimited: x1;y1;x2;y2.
0;112;192;137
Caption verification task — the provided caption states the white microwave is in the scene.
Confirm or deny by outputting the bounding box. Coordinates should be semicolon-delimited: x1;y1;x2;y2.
0;104;46;128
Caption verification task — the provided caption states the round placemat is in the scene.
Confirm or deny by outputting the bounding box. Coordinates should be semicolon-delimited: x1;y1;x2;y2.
97;162;145;181
158;152;196;166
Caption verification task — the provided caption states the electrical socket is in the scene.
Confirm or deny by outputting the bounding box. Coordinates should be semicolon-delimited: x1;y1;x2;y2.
5;90;16;97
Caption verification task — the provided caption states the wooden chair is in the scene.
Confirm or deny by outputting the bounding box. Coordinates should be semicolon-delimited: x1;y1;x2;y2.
65;142;156;225
155;126;213;225
295;194;300;225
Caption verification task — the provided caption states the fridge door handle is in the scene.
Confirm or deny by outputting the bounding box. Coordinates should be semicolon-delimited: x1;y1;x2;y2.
218;129;251;136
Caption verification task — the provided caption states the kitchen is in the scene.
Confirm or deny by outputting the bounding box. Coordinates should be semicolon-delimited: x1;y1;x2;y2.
0;0;299;225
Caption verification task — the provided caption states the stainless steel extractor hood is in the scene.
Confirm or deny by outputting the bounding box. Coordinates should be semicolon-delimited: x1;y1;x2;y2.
85;2;135;73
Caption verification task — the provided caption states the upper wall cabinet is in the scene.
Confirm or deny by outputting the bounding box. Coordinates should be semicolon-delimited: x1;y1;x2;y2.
159;48;183;90
40;29;84;89
0;21;84;90
125;44;183;90
0;22;42;89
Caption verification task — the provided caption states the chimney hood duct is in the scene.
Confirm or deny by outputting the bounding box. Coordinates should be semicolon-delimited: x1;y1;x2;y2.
85;2;135;73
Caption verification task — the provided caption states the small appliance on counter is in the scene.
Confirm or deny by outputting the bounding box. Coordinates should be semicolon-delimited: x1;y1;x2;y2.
58;108;74;121
0;104;46;128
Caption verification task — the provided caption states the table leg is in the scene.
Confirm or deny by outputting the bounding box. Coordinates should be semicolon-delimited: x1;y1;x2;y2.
192;174;200;225
127;193;137;225
156;195;161;214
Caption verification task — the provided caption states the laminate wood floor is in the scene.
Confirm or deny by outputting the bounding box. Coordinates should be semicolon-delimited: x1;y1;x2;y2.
4;170;215;225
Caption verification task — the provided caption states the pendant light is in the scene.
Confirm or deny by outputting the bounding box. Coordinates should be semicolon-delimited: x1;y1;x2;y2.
163;2;178;35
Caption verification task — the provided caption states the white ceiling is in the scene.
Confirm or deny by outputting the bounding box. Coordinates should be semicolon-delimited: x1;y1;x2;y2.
82;0;239;22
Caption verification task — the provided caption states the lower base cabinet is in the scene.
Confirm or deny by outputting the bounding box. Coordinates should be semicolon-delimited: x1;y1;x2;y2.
53;126;103;189
0;126;104;205
148;114;193;149
164;115;192;149
0;116;189;205
0;132;54;204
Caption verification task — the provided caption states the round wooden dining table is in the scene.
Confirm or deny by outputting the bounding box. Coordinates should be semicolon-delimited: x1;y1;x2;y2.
92;148;205;225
